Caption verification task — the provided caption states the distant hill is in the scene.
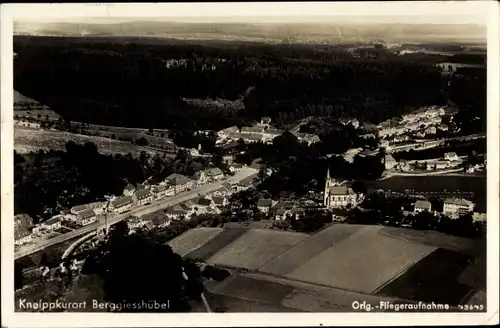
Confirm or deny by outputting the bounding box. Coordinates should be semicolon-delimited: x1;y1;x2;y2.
14;21;486;44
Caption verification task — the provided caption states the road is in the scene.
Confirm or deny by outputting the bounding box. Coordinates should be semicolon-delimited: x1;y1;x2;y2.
14;167;258;260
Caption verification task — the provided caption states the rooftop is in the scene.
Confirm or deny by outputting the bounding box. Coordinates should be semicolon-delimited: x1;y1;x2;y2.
79;208;96;219
135;189;152;199
444;198;474;207
45;217;61;225
328;186;355;195
71;204;89;212
112;196;133;208
414;200;432;210
166;173;192;186
257;199;273;207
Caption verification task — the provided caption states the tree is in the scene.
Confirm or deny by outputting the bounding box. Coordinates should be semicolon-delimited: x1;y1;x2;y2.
82;224;204;312
135;137;149;146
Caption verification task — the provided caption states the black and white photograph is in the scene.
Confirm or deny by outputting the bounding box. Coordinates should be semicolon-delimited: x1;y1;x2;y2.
1;2;498;327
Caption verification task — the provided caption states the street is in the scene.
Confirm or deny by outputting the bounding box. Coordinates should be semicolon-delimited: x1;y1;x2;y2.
14;167;258;260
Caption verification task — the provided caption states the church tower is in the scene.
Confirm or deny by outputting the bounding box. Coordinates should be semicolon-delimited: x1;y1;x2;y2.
324;167;332;207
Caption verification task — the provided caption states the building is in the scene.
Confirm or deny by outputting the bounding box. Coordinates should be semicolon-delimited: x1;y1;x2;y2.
194;198;213;213
153;184;174;199
435;160;448;170
242;133;264;143
165;173;193;194
438;124;449;131
211;182;234;197
241;126;265;134
236;176;255;192
42;217;62;231
443;198;475;217
294;132;321;145
126;215;145;230
211;196;229;209
472;212;486;222
70;204;89;215
413;200;432;213
324;169;359;209
425;126;437;135
260;117;272;125
15;226;32;245
257;199;273;214
444;152;459;161
152;215;171;228
111;196;134;214
229;163;244;173
77;208;97;226
217;126;239;139
123;183;136;197
192;170;209;185
134;189;153;206
383;154;397;170
204;167;225;182
275;207;303;221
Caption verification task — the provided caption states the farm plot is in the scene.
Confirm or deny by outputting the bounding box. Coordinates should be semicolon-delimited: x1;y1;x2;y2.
167;227;224;257
184;228;249;261
209;275;295;306
287;225;436;293
207;229;308;271
14;128;158;157
260;224;362;276
380;226;482;256
376;248;473;305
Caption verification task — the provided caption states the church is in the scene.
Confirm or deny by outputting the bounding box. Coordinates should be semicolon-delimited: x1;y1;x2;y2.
323;168;361;209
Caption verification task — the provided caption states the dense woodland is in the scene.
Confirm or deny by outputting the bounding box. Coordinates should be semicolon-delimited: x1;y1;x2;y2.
14;36;486;132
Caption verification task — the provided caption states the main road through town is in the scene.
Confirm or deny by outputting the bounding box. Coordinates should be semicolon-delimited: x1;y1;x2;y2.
14;167;258;260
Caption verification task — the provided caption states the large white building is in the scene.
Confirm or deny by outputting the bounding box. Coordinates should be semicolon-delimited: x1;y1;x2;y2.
443;198;475;217
323;169;360;209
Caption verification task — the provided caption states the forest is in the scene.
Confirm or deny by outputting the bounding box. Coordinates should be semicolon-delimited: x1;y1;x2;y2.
13;36;485;132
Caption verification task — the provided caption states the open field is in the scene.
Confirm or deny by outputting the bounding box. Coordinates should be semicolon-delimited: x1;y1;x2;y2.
365;175;486;212
162;224;486;306
377;248;473;305
208;229;308;270
184;228;249;261
259;224;361;276
14;127;161;157
167;227;224;257
287;226;436;293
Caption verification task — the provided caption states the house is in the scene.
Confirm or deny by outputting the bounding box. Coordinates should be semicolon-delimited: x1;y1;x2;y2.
42;217;62;231
70;204;89;215
194;198;213;213
88;201;106;215
15;226;32;245
472;212;486;222
110;196;134;214
443;198;475;217
361;133;377;139
262;128;284;141
257;199;273;214
211;182;234;197
438;124;449;131
164;207;188;220
435;160;448;170
126;215;145;230
134;189;153;206
383;154;397;170
444;152;459;161
204;167;225;181
217;126;239;139
153;184;174;199
275;207;303;221
243;133;264;143
211;196;229;209
413;200;432;213
123;183;136;196
260;117;272;125
165;173;194;194
425;126;437;135
192;170;209;185
241;126;265;134
77;208;97;226
236;176;255;192
152;215;171;228
294;132;320;145
229;163;244;173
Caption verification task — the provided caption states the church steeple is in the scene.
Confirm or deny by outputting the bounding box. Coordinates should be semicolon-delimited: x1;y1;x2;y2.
326;166;331;181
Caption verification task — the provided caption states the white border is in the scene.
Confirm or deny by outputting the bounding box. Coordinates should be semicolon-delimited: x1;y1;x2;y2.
1;2;499;327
